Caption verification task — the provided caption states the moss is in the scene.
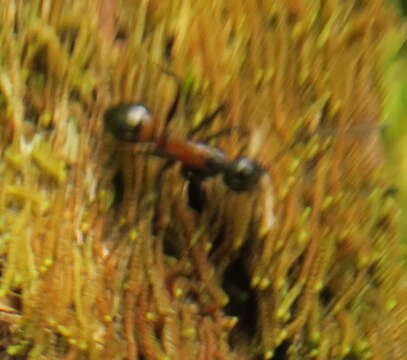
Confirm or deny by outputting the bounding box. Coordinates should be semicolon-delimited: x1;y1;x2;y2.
0;0;406;359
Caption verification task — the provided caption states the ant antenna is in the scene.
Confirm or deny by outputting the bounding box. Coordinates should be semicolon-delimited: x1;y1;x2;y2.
258;122;384;176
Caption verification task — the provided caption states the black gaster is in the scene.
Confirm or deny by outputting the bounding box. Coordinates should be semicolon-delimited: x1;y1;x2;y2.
223;158;264;192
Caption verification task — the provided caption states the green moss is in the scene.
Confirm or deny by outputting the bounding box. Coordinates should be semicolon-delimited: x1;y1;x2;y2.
0;1;405;359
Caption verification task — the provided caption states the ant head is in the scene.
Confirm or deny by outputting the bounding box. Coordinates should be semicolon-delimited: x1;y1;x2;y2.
223;158;264;192
104;103;151;142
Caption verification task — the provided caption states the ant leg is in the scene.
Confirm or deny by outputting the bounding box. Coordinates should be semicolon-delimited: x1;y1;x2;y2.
160;69;229;141
164;77;182;127
186;178;205;212
188;103;226;138
151;71;181;230
157;71;183;153
188;104;250;146
201;126;248;144
152;159;176;235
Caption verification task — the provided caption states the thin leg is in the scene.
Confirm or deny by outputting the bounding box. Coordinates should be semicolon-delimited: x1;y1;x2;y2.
188;103;226;138
201;126;248;143
164;78;182;127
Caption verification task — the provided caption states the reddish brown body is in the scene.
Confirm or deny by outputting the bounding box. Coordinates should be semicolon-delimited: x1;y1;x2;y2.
104;103;263;192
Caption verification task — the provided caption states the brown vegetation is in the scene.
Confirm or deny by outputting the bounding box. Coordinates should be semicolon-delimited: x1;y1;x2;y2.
0;1;405;359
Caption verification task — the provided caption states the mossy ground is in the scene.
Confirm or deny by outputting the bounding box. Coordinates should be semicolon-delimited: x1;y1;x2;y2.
0;1;406;359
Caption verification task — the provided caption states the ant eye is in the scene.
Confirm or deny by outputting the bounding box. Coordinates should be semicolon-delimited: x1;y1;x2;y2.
104;103;151;142
223;158;264;192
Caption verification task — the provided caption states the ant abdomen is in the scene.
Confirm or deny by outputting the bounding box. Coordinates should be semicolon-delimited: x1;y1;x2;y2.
223;158;264;192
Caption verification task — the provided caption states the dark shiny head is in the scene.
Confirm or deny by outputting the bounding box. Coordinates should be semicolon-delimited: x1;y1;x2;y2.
223;158;264;192
104;103;151;142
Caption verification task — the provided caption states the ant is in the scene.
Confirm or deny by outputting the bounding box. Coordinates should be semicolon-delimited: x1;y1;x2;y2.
104;103;265;195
